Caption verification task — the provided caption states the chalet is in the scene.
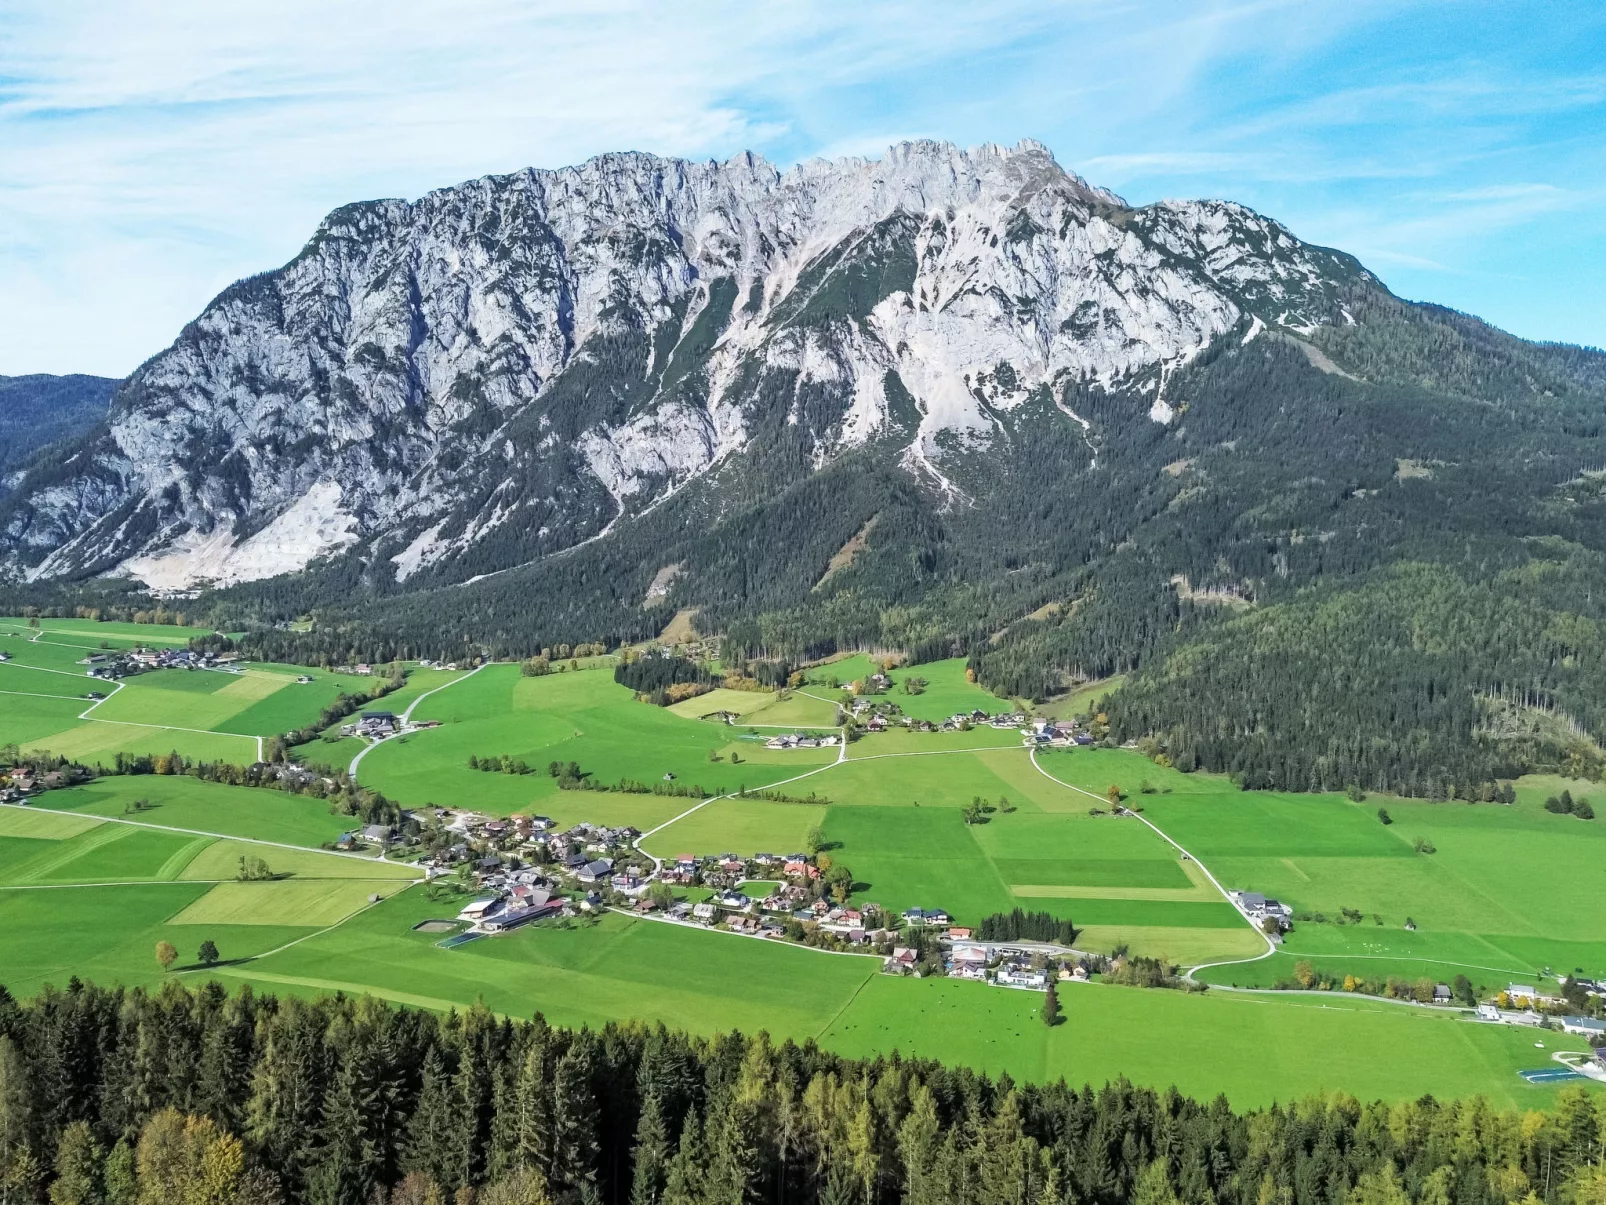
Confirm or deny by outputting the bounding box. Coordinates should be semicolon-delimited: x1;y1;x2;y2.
692;902;716;921
1432;984;1452;1004
1561;1016;1606;1037
783;858;809;877
357;710;398;737
717;856;745;874
359;824;395;845
949;945;988;980
947;927;973;941
995;967;1048;990
903;907;951;927
889;947;919;970
577;858;613;884
458;897;502;923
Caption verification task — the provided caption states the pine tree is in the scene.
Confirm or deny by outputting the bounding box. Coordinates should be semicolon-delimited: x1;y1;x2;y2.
47;1121;103;1205
403;1048;460;1194
659;1114;703;1205
628;1092;670;1205
550;1039;599;1196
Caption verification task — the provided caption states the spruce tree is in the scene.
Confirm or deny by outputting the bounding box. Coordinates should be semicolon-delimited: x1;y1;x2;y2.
550;1039;599;1196
628;1091;670;1205
1041;982;1060;1027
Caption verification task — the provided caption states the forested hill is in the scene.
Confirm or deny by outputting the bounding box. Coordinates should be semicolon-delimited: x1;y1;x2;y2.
4;142;1606;798
0;374;117;492
1;980;1603;1205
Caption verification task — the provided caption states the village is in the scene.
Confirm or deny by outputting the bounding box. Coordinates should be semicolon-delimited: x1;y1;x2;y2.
369;804;1107;992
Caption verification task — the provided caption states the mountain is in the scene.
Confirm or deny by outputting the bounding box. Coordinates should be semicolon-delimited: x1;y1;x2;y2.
4;140;1605;796
0;140;1369;589
0;374;118;496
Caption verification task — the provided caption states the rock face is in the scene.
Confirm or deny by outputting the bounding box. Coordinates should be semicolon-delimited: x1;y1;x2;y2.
0;140;1373;589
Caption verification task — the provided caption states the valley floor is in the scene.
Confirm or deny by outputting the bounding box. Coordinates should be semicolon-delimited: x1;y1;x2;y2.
2;621;1602;1108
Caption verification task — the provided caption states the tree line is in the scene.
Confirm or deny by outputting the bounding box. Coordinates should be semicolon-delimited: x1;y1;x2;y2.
1;980;1604;1205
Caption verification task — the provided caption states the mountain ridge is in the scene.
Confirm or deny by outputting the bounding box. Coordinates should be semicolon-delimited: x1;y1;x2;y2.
0;139;1379;592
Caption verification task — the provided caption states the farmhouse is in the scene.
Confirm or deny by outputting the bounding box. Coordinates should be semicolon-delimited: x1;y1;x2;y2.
1561;1016;1606;1037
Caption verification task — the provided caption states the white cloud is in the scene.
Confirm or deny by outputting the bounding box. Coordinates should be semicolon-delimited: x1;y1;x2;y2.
1;0;1603;373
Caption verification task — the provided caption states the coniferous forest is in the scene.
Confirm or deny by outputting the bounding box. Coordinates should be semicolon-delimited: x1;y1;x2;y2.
2;981;1605;1205
5;293;1606;798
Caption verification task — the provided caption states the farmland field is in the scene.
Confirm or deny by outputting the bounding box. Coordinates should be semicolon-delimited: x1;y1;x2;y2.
0;620;410;764
356;664;837;815
5;646;1606;1111
194;897;1599;1109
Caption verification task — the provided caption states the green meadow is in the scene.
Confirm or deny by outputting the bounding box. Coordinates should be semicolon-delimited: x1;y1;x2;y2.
4;639;1606;1109
356;664;835;816
805;655;1013;723
0;622;403;764
1035;747;1606;985
172;894;1606;1109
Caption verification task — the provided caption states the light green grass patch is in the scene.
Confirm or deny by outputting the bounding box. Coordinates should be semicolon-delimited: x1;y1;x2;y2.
0;806;104;840
41;777;356;848
23;721;257;764
171;879;389;926
641;797;826;858
179;839;419;882
667;688;777;719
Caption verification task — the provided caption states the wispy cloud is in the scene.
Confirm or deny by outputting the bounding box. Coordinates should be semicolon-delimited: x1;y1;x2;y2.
1;0;1604;373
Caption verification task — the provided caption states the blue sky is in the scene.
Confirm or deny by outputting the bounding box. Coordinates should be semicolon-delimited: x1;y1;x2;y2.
2;0;1602;376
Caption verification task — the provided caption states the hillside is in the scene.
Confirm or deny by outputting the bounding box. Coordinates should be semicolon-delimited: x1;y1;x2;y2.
2;140;1604;795
0;373;118;494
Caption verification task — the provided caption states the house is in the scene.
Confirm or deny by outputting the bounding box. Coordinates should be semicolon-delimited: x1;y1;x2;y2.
458;897;502;923
692;902;716;921
357;710;398;737
1561;1017;1606;1037
889;947;919;970
783;859;809;877
947;927;973;941
577;858;613;884
1476;1004;1501;1022
296;675;314;684
1432;984;1452;1004
995;968;1049;990
360;823;395;845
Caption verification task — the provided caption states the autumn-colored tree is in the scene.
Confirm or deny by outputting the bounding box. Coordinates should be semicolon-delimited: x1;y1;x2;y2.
155;942;177;973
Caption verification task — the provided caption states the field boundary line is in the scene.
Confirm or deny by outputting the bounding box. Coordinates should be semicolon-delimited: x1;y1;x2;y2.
633;723;850;871
0;801;423;874
813;964;880;1039
606;907;883;961
348;662;491;780
0;687;88;702
0;880;227;890
5;670;267;762
1027;748;1277;974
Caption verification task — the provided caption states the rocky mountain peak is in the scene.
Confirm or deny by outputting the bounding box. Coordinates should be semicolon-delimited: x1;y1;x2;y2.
0;140;1373;592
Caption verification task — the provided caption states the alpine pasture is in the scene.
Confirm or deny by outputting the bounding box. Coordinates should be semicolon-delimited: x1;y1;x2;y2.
2;623;1603;1107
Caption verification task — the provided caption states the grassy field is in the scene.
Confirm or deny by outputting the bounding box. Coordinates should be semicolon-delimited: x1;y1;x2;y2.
357;665;836;815
0;654;405;765
170;878;394;926
1035;748;1606;986
6;642;1606;1110
39;776;367;848
1;770;1600;1110
196;895;1599;1110
805;656;1014;723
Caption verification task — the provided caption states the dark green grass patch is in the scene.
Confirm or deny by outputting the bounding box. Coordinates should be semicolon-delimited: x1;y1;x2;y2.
990;858;1191;888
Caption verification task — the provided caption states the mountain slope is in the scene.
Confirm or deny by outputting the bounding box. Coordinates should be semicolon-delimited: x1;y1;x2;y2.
0;140;1372;590
0;374;118;495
